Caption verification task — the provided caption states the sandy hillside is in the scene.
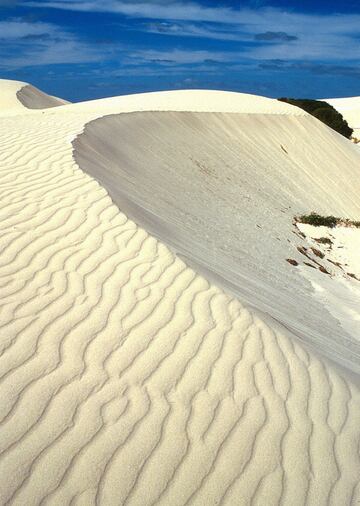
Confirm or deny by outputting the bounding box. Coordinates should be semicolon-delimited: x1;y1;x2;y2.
74;107;360;373
0;80;360;505
324;96;360;141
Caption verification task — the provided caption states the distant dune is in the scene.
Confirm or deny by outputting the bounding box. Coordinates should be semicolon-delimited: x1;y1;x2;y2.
17;84;69;109
0;79;68;112
0;80;359;505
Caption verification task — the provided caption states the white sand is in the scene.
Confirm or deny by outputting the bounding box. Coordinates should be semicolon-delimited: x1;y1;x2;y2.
0;78;68;113
0;79;360;505
297;223;360;342
0;79;28;111
64;89;307;115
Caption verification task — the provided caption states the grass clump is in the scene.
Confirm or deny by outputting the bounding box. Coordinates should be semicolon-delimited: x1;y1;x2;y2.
297;213;338;228
315;237;333;245
296;212;360;228
278;98;353;138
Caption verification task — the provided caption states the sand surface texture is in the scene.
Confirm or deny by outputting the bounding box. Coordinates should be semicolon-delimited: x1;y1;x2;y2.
0;81;360;505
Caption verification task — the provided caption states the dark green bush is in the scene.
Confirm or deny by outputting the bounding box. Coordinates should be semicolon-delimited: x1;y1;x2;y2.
297;212;360;228
298;213;338;228
315;237;333;245
278;98;353;138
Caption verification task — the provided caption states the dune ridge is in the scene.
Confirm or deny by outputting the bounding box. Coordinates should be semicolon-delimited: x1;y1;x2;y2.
17;84;69;109
55;89;308;115
0;79;67;112
0;85;359;505
0;80;28;111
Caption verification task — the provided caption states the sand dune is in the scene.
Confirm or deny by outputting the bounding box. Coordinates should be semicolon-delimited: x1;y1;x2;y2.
297;223;360;340
0;80;360;505
0;79;68;113
0;80;28;111
17;84;69;109
74;110;360;373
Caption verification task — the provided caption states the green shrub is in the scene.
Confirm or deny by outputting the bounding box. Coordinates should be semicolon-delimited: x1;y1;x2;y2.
315;237;332;245
278;98;353;138
298;213;338;227
297;212;360;228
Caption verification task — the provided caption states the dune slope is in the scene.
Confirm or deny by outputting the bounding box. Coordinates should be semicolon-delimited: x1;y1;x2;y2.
17;84;69;109
0;79;28;111
74;109;360;373
0;85;359;505
0;79;68;112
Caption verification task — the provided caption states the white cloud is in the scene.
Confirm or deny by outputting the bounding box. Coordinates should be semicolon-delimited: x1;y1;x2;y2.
5;1;360;70
21;0;360;33
143;22;248;42
127;48;239;65
23;1;240;23
0;19;109;67
20;0;360;62
6;40;107;67
0;19;58;39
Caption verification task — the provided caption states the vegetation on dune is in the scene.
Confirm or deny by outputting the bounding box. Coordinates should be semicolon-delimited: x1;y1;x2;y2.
296;212;360;228
314;237;333;245
297;213;338;228
278;98;353;138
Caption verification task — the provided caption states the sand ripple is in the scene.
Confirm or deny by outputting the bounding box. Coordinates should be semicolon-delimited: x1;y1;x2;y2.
0;105;359;505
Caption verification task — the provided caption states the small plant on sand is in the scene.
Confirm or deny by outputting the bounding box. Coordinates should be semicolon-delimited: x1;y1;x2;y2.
296;212;360;228
297;213;338;228
315;237;333;245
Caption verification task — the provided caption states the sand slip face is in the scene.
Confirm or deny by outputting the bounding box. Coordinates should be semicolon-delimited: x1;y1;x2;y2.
297;223;360;343
0;86;360;505
0;79;67;113
17;84;69;109
74;110;360;373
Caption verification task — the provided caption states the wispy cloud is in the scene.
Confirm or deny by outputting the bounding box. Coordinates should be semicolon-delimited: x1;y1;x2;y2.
0;19;109;67
1;0;358;100
0;19;56;39
246;32;360;61
142;21;248;42
254;32;298;42
21;0;360;63
0;0;18;6
21;0;360;32
259;60;360;79
126;48;239;66
23;0;245;23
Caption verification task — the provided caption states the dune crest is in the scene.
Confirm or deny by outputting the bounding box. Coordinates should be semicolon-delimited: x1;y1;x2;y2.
0;84;359;505
0;79;68;113
17;84;69;109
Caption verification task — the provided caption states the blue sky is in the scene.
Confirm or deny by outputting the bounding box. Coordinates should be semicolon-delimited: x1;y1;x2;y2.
1;0;360;101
